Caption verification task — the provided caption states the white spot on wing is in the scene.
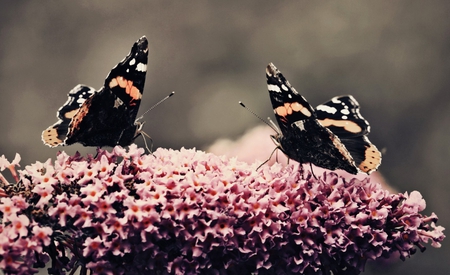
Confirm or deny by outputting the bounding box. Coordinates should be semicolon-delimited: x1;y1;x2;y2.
332;97;341;104
129;58;136;66
114;98;123;108
316;105;337;114
294;120;306;131
281;84;288;91
267;84;281;93
136;63;147;72
340;109;350;115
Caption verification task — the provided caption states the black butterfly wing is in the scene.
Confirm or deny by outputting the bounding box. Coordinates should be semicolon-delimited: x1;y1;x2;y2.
266;63;316;135
316;95;381;173
42;85;96;147
105;36;148;120
63;36;149;147
316;95;369;138
266;63;358;174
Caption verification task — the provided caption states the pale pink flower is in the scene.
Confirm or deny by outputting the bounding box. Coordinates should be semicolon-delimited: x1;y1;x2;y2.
7;214;30;239
0;146;444;275
31;226;52;246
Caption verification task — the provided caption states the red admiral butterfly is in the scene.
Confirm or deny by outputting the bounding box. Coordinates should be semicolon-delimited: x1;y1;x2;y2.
42;36;148;148
266;63;381;174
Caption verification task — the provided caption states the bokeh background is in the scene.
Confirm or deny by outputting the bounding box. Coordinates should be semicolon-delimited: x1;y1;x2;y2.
1;1;449;274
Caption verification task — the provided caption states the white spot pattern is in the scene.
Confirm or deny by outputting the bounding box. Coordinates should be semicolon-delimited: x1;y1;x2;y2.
268;84;281;93
316;105;337;114
76;97;86;104
332;97;341;104
114;97;123;108
340;109;350;115
136;63;147;72
294;120;306;131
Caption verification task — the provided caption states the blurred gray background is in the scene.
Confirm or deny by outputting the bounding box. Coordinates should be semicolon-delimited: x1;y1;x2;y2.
1;1;449;274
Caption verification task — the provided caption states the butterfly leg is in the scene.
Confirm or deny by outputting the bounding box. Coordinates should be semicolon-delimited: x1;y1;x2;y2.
140;131;154;155
309;163;318;180
94;147;101;159
257;147;279;170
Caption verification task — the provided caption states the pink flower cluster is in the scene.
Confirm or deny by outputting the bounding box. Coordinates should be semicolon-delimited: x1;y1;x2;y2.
0;145;445;274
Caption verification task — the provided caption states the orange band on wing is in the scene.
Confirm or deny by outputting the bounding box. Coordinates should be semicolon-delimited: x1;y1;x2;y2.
109;76;142;101
274;102;311;118
318;118;362;134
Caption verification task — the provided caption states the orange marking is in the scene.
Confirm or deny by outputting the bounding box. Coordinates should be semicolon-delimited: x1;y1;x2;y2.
129;86;141;100
275;106;288;117
358;143;382;174
109;76;142;100
64;109;78;119
109;78;118;88
318;118;362;134
274;102;311;118
70;98;92;131
42;127;63;147
117;76;127;88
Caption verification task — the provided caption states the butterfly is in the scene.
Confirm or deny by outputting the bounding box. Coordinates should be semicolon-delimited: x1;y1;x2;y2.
42;36;148;148
266;62;381;174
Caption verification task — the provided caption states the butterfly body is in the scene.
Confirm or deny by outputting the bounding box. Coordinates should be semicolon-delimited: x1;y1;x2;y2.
266;63;381;174
42;36;148;148
272;119;359;174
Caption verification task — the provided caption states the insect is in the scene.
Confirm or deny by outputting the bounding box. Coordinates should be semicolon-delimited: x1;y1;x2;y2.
266;62;381;174
42;36;149;148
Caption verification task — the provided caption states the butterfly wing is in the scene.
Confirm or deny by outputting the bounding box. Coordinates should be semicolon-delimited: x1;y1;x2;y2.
316;95;369;138
41;85;96;147
266;63;316;135
316;95;381;173
104;36;148;119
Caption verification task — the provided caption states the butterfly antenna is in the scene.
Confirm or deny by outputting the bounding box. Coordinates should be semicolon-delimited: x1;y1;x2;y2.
136;91;175;121
238;101;280;133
